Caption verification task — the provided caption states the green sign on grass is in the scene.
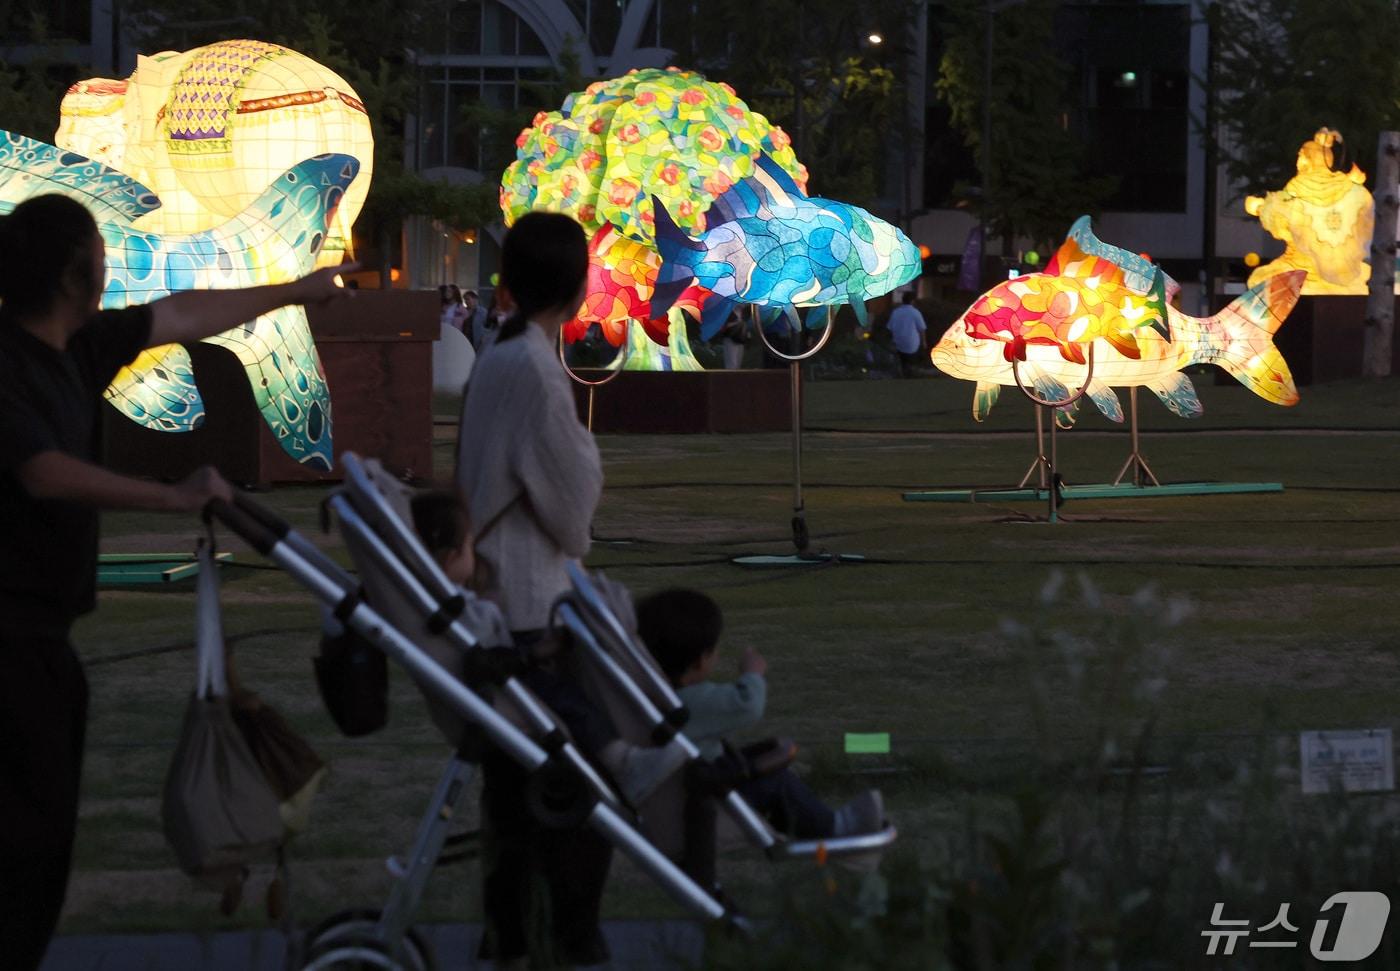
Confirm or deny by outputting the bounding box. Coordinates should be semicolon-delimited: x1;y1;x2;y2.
845;732;891;755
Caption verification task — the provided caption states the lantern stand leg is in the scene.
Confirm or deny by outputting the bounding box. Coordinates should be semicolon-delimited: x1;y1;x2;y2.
1017;405;1050;490
1111;386;1161;488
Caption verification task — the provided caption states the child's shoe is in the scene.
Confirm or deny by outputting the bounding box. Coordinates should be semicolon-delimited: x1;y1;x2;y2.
832;789;884;837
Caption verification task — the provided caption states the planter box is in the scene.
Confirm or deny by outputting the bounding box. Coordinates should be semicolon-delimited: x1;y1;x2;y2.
1272;295;1400;385
104;290;438;486
569;368;793;433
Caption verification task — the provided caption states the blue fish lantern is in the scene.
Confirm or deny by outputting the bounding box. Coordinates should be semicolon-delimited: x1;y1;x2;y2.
0;131;356;470
650;153;922;336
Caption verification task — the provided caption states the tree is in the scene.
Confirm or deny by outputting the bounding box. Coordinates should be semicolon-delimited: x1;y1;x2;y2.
935;0;1117;251
1210;0;1400;198
0;13;84;142
456;46;591;184
681;0;913;208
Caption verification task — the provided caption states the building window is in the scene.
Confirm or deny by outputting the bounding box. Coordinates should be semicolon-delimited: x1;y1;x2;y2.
419;0;553;173
1060;2;1192;213
446;0;551;58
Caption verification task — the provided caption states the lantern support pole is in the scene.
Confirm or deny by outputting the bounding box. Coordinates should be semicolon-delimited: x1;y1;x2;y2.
734;305;862;565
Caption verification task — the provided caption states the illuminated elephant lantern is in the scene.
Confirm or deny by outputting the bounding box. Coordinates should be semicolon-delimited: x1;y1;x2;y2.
1244;128;1373;296
56;39;373;267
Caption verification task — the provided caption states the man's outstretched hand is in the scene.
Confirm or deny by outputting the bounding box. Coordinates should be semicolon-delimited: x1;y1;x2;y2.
169;465;234;512
293;262;361;306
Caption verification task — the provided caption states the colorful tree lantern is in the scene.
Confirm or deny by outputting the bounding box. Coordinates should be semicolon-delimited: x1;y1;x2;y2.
501;66;806;368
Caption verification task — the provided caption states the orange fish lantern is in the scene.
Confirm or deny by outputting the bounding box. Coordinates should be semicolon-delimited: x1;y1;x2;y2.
962;233;1171;365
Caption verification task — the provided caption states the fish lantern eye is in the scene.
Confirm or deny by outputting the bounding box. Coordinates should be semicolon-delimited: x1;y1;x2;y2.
1024;250;1039;266
1244;252;1261;268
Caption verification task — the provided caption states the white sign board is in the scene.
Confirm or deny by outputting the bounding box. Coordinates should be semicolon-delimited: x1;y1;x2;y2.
1300;729;1395;795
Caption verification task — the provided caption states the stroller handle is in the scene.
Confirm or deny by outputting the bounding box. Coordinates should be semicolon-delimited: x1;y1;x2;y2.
203;496;281;555
230;490;292;540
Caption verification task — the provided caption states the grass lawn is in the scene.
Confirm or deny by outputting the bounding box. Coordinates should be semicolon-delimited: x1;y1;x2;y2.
65;371;1400;937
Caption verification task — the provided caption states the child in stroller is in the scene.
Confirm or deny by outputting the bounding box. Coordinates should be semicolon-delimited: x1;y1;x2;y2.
409;490;688;801
637;588;885;840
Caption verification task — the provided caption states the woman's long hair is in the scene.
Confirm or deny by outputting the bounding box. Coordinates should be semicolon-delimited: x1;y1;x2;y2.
496;211;587;343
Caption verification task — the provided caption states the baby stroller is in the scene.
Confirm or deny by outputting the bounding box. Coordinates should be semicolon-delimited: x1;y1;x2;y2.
331;455;895;868
206;453;895;969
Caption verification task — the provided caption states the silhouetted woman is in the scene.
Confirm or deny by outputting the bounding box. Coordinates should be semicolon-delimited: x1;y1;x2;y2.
454;211;610;967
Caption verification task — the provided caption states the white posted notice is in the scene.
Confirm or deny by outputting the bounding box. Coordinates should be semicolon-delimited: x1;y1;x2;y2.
1300;730;1395;795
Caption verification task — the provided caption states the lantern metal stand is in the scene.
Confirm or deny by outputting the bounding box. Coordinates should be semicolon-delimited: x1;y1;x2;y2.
1007;346;1095;524
559;329;630;435
561;330;633;546
906;352;1283;504
732;305;863;566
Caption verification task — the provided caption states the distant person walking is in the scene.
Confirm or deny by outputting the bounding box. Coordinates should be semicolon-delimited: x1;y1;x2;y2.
440;283;472;335
462;288;488;350
0;193;352;971
888;290;927;378
719;309;747;369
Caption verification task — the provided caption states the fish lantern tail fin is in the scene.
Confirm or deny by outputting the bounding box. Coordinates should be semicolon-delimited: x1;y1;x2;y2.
1210;269;1303;406
219;153;361;272
699;294;737;340
650;194;703;319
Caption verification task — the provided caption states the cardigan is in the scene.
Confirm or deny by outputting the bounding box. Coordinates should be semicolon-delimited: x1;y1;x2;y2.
455;321;603;630
676;673;768;761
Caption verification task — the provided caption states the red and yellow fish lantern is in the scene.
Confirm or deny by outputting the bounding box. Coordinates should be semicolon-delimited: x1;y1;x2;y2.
962;237;1170;365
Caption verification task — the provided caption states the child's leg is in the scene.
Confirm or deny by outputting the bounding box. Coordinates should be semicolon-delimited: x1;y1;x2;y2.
737;768;836;839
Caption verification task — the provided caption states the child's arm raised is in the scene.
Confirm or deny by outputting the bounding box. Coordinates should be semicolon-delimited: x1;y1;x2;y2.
682;652;768;743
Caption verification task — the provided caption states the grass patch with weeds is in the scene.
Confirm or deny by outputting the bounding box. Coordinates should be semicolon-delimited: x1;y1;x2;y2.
64;374;1400;941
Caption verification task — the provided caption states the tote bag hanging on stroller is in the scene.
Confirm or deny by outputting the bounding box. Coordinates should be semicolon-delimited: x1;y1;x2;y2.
161;536;284;889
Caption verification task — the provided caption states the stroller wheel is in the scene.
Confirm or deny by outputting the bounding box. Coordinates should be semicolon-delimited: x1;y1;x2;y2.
304;909;433;971
301;936;400;970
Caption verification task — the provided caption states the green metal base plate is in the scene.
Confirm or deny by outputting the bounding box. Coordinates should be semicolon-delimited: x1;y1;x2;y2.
902;482;1284;503
98;552;232;587
732;552;867;567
